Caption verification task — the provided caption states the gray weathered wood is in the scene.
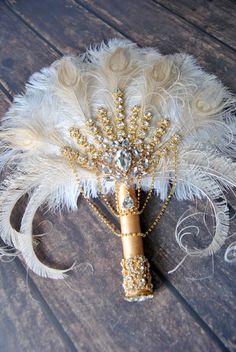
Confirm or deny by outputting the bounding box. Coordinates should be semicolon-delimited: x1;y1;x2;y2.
154;0;236;50
0;257;76;352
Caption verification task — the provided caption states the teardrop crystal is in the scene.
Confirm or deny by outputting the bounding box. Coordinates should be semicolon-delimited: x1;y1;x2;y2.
122;193;135;209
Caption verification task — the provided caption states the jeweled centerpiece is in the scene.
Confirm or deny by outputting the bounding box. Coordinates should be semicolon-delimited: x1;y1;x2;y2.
62;88;180;302
115;149;132;173
62;88;179;186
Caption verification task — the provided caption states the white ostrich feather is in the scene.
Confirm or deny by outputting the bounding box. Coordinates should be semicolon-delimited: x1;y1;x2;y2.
0;38;235;279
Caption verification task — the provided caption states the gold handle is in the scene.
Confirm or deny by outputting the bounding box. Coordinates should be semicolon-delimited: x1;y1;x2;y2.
118;184;153;302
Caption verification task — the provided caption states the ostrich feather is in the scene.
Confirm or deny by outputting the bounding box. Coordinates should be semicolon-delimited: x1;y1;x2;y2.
0;38;235;279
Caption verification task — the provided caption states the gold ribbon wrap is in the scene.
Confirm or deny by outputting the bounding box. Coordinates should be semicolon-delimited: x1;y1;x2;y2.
118;185;153;302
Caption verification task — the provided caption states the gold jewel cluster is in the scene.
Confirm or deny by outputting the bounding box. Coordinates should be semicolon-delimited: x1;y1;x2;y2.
121;255;153;302
62;89;180;184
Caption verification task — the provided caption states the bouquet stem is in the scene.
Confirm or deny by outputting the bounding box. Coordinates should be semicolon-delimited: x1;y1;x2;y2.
118;184;153;302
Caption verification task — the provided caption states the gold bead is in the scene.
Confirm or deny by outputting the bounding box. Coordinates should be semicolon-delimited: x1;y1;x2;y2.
172;134;181;144
144;112;152;121
158;119;170;128
69;127;80;138
152;136;160;144
86;119;94;127
98;107;107;115
132;105;141;113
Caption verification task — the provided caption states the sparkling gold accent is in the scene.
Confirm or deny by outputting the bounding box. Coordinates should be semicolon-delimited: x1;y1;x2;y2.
62;89;180;183
121;232;147;237
62;89;181;302
121;255;153;302
114;89;127;139
67;141;179;237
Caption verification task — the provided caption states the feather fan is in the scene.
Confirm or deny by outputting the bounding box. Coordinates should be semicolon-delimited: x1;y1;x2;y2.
0;39;235;300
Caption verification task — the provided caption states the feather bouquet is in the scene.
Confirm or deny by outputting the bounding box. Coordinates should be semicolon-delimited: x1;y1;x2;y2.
0;39;235;302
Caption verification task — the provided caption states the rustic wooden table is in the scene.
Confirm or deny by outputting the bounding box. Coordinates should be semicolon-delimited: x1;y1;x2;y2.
0;1;235;351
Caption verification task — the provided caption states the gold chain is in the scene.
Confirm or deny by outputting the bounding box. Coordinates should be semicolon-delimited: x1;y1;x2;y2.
144;145;178;236
139;174;155;214
100;193;119;217
70;163;120;235
83;195;119;235
98;177;120;217
114;181;122;215
136;175;141;209
69;146;178;237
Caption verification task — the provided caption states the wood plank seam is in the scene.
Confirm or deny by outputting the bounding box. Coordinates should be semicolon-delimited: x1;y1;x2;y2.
151;262;231;352
151;0;236;52
151;0;236;50
72;0;135;43
4;0;63;56
12;256;78;352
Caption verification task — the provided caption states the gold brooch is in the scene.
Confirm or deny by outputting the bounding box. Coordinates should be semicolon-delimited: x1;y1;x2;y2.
62;89;181;301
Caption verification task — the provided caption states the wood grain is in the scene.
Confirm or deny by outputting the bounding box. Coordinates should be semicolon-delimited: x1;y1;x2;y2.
0;257;76;352
0;0;235;351
154;0;236;50
5;0;123;55
0;4;58;95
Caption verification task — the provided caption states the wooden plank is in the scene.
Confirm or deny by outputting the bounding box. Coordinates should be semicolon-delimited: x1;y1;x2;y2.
154;0;236;50
0;94;76;352
0;1;234;350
